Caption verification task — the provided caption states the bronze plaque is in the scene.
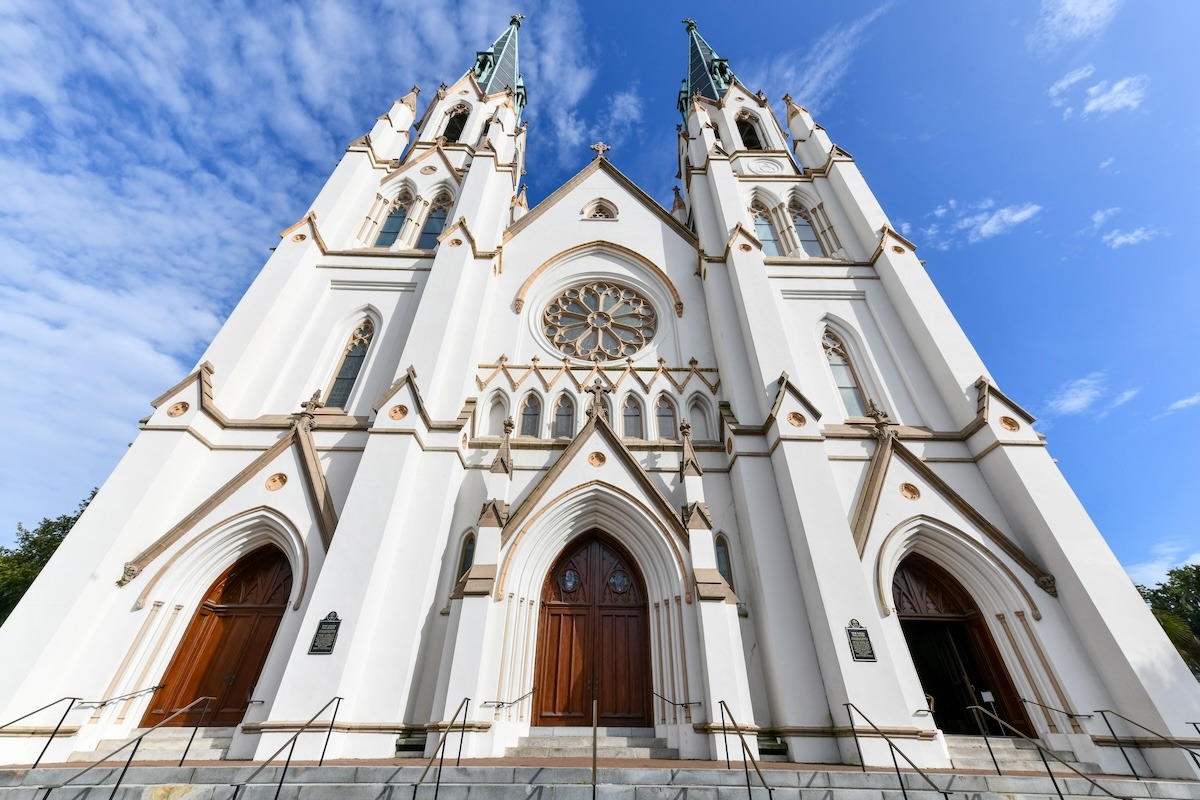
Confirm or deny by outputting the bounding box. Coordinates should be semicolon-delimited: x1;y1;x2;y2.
309;612;341;655
846;619;876;662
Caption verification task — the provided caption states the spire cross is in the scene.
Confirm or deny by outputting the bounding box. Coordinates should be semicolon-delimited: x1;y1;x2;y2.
682;18;696;28
590;141;611;159
510;13;525;25
584;379;612;420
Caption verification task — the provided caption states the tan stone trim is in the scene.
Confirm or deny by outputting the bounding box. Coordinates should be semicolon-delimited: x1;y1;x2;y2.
504;158;696;244
294;422;338;549
767;372;824;430
1092;736;1200;749
868;225;919;264
694;567;736;602
93;600;164;721
438;216;498;260
997;613;1057;733
852;434;895;556
765;725;936;740
512;240;685;318
241;720;476;735
379;143;463;188
452;564;497;599
371;366;476;432
873;515;1042;621
692;722;760;735
345;133;396;171
134;506;312;612
974;377;1037;425
278;212;330;255
1018;610;1082;733
0;726;81;737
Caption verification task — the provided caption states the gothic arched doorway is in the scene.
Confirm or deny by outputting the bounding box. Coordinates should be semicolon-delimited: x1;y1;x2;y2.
893;554;1033;737
142;545;293;727
533;533;652;726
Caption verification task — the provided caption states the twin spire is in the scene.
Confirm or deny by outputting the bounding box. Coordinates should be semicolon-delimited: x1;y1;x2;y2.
460;17;736;124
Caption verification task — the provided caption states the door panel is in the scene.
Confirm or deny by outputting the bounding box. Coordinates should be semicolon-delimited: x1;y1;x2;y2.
533;534;651;726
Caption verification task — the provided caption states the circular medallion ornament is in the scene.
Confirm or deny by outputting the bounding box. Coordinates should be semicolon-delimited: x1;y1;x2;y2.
891;245;905;253
588;451;606;467
543;282;657;360
449;238;463;247
420;165;437;175
167;401;189;418
265;473;288;491
787;412;806;428
739;243;752;252
292;233;307;242
389;405;408;420
608;570;632;594
999;416;1020;431
751;158;784;175
726;438;734;454
560;568;581;593
899;482;921;500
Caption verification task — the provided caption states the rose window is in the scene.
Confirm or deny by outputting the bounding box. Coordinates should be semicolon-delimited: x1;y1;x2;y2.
543;282;657;359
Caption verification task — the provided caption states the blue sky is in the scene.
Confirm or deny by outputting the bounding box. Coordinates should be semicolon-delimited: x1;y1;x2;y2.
1;1;1196;585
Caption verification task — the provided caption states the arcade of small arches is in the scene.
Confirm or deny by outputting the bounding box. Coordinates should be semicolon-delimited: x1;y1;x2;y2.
360;184;456;250
481;389;716;442
749;194;837;259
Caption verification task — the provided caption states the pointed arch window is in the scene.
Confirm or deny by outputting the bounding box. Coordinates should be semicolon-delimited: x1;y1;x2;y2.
622;396;644;439
520;394;542;437
325;319;375;409
737;115;764;150
790;203;825;257
752;203;781;257
486;395;507;436
655;397;677;440
457;533;476;579
688;398;712;440
554;395;575;438
443;107;469;143
823;328;868;417
416;194;451;249
375;193;411;247
714;534;735;591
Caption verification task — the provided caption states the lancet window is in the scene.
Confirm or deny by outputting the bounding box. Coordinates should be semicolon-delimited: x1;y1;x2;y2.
751;202;781;257
822;328;869;417
790;203;825;257
688;397;712;440
553;395;575;438
655;397;677;439
325;319;375;409
374;194;411;247
736;114;764;150
715;535;735;591
622;396;643;439
520;394;542;437
457;533;475;579
443;107;469;143
416;193;451;249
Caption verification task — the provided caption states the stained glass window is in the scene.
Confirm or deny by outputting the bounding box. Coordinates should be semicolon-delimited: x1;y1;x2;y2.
656;397;677;439
823;329;868;417
325;319;375;409
791;205;824;257
520;394;541;437
543;282;657;360
554;395;574;438
752;204;781;257
623;397;643;438
374;200;409;247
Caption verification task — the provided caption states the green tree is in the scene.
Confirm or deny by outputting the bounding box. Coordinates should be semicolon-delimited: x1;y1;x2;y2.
0;491;94;624
1139;565;1200;678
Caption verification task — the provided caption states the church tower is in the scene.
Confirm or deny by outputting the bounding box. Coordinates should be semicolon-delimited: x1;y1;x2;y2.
1;16;1198;779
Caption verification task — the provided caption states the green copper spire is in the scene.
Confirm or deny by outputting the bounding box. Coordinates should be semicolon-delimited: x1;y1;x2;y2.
677;19;735;117
470;14;527;119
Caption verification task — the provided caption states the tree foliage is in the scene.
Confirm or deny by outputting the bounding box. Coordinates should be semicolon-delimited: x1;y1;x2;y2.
0;491;94;624
1139;565;1200;678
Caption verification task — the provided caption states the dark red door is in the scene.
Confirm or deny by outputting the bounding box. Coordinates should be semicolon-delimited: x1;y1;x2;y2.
143;546;292;727
534;534;651;726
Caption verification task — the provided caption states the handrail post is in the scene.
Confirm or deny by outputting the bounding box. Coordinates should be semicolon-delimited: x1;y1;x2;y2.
970;707;1001;776
591;699;598;800
32;697;78;770
106;735;142;800
319;696;342;767
843;703;865;773
274;738;297;800
180;696;213;766
1098;709;1138;777
457;698;468;767
720;702;730;769
887;734;909;800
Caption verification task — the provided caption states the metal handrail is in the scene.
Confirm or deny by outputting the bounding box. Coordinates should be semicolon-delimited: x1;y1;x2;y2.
230;695;342;800
1020;697;1092;732
38;694;214;799
717;700;773;800
1096;708;1200;777
843;702;952;800
409;697;471;800
76;684;165;709
652;690;701;710
969;705;1130;800
479;687;535;710
0;696;82;770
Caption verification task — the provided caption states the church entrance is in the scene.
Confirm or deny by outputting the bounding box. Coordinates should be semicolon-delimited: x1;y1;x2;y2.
533;534;652;727
142;545;293;727
893;554;1033;737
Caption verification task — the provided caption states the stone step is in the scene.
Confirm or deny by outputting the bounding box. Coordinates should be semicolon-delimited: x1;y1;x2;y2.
505;745;679;759
512;735;669;748
524;726;657;737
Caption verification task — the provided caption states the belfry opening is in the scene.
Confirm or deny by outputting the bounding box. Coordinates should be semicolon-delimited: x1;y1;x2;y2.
533;533;652;727
142;546;292;727
892;554;1033;737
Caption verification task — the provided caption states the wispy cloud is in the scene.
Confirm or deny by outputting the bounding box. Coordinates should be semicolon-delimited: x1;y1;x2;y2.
743;4;892;116
1096;387;1141;420
1048;64;1094;117
1098;157;1115;171
1039;370;1140;425
917;198;1041;250
1083;75;1149;117
1160;392;1200;417
1091;207;1120;231
1102;227;1160;248
1125;540;1200;586
1029;0;1122;53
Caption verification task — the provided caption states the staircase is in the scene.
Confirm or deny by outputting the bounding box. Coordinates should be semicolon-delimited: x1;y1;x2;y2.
944;734;1100;774
506;726;679;759
65;726;234;763
2;763;1197;800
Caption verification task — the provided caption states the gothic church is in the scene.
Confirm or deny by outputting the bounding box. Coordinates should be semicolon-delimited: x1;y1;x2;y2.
2;17;1198;776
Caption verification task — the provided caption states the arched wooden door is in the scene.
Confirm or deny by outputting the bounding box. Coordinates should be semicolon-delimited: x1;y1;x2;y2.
533;534;652;727
893;554;1033;736
142;545;292;727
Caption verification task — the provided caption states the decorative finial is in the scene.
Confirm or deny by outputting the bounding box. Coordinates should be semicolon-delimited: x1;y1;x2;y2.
680;420;692;439
510;13;525;26
584;378;612;420
503;417;515;435
301;391;324;414
866;400;892;440
590;141;611;159
682;18;697;29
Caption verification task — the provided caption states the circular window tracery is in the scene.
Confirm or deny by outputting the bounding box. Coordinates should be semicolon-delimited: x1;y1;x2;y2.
543;282;657;359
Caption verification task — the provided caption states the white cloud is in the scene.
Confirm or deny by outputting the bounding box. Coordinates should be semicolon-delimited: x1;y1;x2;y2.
1083;75;1149;117
1110;388;1140;408
957;202;1042;243
1125;541;1200;586
1029;0;1122;52
1045;372;1106;416
1167;392;1200;413
1102;227;1159;248
1098;157;1115;171
1048;64;1094;106
742;4;892;116
1091;207;1119;230
916;198;1041;250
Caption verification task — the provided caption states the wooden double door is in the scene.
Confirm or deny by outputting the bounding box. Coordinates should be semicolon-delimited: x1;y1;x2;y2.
533;534;652;727
893;554;1033;736
142;546;292;727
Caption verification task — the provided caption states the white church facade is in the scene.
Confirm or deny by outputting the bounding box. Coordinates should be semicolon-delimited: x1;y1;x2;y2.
3;17;1199;776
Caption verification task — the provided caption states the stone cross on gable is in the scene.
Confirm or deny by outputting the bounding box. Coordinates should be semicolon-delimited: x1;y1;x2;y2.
584;378;612;420
590;141;611;159
301;391;324;414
